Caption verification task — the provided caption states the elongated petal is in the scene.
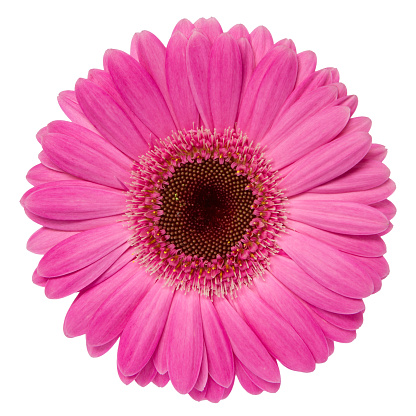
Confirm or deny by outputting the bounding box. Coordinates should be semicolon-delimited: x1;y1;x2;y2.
194;17;223;43
57;90;98;133
268;106;350;168
44;243;128;299
106;49;176;138
204;377;225;403
364;143;387;161
237;38;255;101
186;31;213;129
295;51;317;87
279;230;374;298
75;78;148;159
250;26;273;64
233;287;315;372
279;131;372;197
135;360;157;387
286;219;386;257
25;181;126;221
200;296;234;387
339;116;372;136
254;273;329;363
214;296;280;383
43;131;132;189
228;24;250;41
86;267;153;346
27;228;77;255
235;358;262;395
167;290;204;394
209;34;242;132
287;200;389;235
194;345;208;391
371;199;396;220
310;306;363;330
27;164;76;186
38;222;131;277
293;179;396;205
172;18;194;38
63;261;137;338
166;32;199;130
118;283;174;376
238;45;297;142
310;160;390;194
239;361;280;393
87;338;117;358
269;255;365;314
263;85;339;145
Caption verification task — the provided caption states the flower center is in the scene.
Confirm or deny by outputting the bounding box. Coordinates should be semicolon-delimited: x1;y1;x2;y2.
158;158;255;260
127;128;285;297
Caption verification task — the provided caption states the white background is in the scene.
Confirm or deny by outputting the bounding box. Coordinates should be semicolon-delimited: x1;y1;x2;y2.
1;0;415;415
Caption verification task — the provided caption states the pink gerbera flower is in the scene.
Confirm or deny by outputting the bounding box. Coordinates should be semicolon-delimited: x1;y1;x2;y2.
22;17;395;402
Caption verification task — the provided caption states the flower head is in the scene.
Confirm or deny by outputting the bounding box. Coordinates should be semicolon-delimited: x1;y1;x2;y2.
23;17;395;402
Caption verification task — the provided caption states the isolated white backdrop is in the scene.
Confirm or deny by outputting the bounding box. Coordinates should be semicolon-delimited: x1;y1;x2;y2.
1;0;414;415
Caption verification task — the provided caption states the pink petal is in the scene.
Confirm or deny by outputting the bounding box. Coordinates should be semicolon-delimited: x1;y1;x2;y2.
32;269;48;287
75;78;149;159
292;179;396;205
262;85;339;146
117;366;137;385
254;273;329;364
364;143;387;161
87;338;117;358
239;361;280;393
27;228;77;255
152;372;170;388
286;219;387;257
38;150;63;171
42;131;132;190
371;199;396;220
36;126;47;144
88;69;155;146
268;106;350;169
237;38;255;103
86;267;153;346
287;200;389;235
280;68;333;113
309;160;390;194
339;116;372;136
186;31;214;130
269;255;365;314
194;345;208;391
331;95;358;115
279;230;374;298
214;296;280;383
27;164;76;186
279;131;372;197
228;24;250;41
135;360;157;387
295;51;317;87
172;18;194;38
194;17;223;43
25;181;126;221
305;306;356;343
232;286;315;372
204;377;225;403
209;33;242;132
44;243;128;299
166;290;204;394
130;31;178;128
327;338;335;355
200;296;234;388
38;222;131;277
105;49;176;139
117;283;174;376
275;38;296;52
166;32;199;130
63;260;137;338
238;45;297;142
235;358;262;395
250;26;274;64
310;306;364;330
25;209;125;232
57;90;99;133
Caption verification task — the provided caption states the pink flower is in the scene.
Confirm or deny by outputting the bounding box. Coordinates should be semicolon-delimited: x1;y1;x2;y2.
22;17;395;402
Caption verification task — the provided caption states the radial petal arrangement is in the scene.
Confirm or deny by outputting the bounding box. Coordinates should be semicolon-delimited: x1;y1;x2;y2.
22;17;395;402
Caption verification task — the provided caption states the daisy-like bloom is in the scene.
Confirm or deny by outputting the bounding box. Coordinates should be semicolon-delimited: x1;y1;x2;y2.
22;17;396;402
